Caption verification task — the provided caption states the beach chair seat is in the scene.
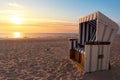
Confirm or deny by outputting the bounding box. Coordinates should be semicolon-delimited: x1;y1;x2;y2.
74;47;84;52
69;11;119;73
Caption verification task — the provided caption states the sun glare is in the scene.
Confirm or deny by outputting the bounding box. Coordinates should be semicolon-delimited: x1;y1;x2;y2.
13;32;21;38
10;16;24;24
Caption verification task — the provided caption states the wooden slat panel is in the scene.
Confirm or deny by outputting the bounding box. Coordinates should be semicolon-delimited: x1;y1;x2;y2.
70;49;76;59
81;52;85;67
101;25;107;41
99;23;105;41
98;45;102;70
90;14;93;20
107;29;114;41
106;46;111;69
98;11;118;30
103;26;111;41
89;45;92;72
108;29;117;43
85;45;90;72
91;45;98;71
75;51;79;62
74;41;76;49
102;45;109;70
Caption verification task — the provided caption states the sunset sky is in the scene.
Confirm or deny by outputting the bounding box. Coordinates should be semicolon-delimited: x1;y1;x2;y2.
0;0;120;33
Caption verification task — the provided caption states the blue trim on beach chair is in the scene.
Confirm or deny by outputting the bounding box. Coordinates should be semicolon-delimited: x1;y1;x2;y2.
84;22;87;42
88;25;91;42
80;23;83;44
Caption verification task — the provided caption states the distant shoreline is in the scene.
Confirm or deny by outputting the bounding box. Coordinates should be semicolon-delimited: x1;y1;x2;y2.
0;33;78;39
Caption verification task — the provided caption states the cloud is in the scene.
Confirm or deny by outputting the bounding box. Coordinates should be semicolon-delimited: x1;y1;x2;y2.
0;2;24;15
8;3;23;8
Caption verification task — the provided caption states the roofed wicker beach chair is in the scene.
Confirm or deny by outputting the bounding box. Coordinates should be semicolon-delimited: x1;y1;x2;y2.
69;11;119;73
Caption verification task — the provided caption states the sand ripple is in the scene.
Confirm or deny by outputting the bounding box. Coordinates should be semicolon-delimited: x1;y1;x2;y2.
0;38;83;80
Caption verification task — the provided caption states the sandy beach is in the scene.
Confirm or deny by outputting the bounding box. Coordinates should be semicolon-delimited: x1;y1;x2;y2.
0;36;120;80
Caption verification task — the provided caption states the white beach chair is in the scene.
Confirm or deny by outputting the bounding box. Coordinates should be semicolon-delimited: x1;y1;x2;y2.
69;11;119;73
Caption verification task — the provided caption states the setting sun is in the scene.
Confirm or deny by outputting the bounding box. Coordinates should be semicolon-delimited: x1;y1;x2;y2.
10;16;24;24
13;32;21;38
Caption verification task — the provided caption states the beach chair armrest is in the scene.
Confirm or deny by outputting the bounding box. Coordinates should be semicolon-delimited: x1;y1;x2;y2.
85;41;110;45
69;38;78;49
78;43;84;48
69;38;78;41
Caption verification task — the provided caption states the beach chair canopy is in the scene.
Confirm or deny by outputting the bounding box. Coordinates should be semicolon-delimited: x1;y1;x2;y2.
79;11;119;45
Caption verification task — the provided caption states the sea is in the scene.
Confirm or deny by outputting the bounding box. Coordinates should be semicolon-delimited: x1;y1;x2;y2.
0;33;78;38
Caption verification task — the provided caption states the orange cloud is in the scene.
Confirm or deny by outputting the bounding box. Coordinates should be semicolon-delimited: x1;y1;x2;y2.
8;3;23;8
0;21;78;33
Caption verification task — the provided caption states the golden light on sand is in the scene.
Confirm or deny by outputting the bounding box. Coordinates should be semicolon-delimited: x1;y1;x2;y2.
10;16;24;24
13;32;21;38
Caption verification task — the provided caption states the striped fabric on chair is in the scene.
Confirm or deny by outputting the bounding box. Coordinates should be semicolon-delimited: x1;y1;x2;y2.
79;20;96;45
89;28;96;42
76;20;96;52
